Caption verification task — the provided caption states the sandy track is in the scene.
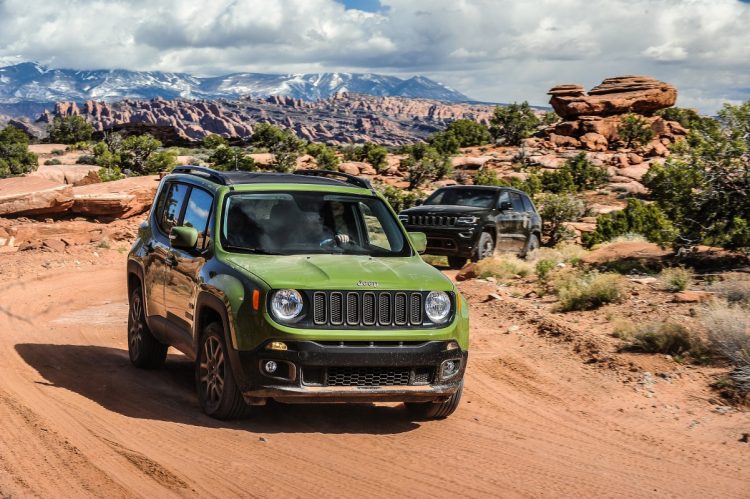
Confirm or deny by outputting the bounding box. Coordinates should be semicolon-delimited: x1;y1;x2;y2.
1;260;748;498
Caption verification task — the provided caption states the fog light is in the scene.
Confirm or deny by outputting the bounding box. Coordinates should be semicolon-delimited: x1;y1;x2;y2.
267;341;288;351
264;360;278;374
441;359;460;379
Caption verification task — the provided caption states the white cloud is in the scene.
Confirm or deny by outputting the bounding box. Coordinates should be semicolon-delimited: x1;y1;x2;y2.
0;0;749;112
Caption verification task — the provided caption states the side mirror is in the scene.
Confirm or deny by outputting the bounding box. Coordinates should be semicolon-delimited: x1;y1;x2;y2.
499;201;513;211
170;226;199;250
408;231;427;254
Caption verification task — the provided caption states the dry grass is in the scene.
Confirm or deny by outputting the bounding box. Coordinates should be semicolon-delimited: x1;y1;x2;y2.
622;322;704;358
474;254;533;280
658;266;693;292
552;271;626;311
709;276;750;307
702;301;750;367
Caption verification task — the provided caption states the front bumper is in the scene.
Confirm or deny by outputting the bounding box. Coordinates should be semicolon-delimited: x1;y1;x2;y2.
403;225;479;257
232;340;468;404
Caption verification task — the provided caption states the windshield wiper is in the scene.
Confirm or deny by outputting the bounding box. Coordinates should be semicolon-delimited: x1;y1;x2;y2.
223;245;282;255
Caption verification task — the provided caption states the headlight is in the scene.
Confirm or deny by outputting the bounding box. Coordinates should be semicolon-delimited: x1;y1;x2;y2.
456;216;479;225
425;291;451;324
270;289;304;321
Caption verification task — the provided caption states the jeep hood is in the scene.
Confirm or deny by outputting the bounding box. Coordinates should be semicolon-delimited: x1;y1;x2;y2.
223;254;453;291
401;205;489;215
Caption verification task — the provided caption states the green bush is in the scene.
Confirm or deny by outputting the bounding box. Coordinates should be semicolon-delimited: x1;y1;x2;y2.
404;146;451;189
489;102;540;146
535;259;557;280
474;255;533;279
44;158;62;166
120;134;162;174
429;119;491;155
76;154;97;165
145;150;178;174
375;183;422;212
539;153;608;193
583;198;678;247
0;126;38;178
658;267;693;292
626;322;703;357
48;115;93;144
306;143;340;171
51;148;65;156
98;166;125;182
537;193;586;246
618;113;655;148
250;123;306;172
553;271;625;311
202;134;228;149
208;145;256;172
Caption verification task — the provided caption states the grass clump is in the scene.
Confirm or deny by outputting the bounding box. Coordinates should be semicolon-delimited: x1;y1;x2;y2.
553;271;625;311
702;302;750;367
474;255;533;280
709;276;750;307
658;266;693;292
626;322;704;357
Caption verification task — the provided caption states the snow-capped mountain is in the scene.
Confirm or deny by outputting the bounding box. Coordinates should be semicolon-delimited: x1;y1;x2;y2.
0;62;471;104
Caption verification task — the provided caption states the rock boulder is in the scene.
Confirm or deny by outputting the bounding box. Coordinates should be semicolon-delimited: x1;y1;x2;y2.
0;177;74;216
71;176;160;219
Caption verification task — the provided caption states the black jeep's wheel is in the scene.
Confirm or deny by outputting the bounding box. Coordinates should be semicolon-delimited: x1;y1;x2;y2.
196;323;250;420
406;380;464;420
472;232;494;262
522;233;540;259
447;256;468;269
128;286;167;369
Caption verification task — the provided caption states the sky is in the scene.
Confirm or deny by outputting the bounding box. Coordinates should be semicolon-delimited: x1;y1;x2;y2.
1;0;749;112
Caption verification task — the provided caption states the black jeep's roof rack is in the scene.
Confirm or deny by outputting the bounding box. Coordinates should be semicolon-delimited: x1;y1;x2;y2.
171;166;228;185
292;169;374;191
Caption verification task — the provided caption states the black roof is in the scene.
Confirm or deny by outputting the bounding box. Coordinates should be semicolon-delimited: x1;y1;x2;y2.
170;166;374;191
432;184;529;195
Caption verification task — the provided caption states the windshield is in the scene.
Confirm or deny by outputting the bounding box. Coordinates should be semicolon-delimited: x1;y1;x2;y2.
221;191;410;256
423;188;497;208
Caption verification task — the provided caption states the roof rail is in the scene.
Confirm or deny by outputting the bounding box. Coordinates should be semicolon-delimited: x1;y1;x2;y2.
293;169;374;191
171;166;228;185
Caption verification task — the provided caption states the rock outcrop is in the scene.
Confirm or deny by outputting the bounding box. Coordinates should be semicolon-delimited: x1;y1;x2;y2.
548;76;677;119
0;177;74;216
70;176;160;219
38;94;495;146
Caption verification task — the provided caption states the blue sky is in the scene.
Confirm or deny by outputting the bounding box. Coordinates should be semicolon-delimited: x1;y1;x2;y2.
1;0;749;112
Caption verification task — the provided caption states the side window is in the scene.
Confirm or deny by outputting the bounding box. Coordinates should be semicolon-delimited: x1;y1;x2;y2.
497;191;510;208
521;195;534;212
359;202;391;250
158;183;189;234
510;192;524;212
182;187;213;249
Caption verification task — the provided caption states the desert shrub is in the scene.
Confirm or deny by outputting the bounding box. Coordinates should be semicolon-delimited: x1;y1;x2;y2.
658;267;693;292
98;166;125;182
607;233;649;244
67;141;92;152
553;271;625;311
709;276;750;307
539;153;608;193
643;102;750;252
375;183;422;212
76;154;97;165
145;150;178;174
0;125;38;178
404;146;451;189
119;134;162;174
656;107;717;133
535;259;556;280
202;134;228;149
702;302;750;367
429;119;491;155
48;115;93;144
474;254;533;280
540;169;576;193
618;113;655;148
528;243;587;268
44;158;62;165
474;169;503;186
541;112;559;126
208;145;256;172
583;198;677;247
537;193;586;246
51;148;65;155
489;102;540;145
306;143;340;171
625;322;704;357
473;169;542;196
250;123;306;172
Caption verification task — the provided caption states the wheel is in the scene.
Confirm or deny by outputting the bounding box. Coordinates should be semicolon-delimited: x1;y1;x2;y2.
406;380;464;420
522;233;540;259
196;323;251;420
128;286;167;369
472;232;494;262
447;256;468;269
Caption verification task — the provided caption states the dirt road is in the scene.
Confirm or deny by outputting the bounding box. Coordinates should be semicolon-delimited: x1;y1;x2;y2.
1;253;748;498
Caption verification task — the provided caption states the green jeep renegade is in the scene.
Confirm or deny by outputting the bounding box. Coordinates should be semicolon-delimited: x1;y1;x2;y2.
127;167;469;420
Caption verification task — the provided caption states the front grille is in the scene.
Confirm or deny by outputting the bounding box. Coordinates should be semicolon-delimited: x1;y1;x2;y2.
302;366;435;387
311;291;433;328
408;215;457;226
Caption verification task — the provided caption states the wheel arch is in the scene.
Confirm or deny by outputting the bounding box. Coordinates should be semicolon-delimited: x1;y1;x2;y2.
127;259;144;298
193;291;234;353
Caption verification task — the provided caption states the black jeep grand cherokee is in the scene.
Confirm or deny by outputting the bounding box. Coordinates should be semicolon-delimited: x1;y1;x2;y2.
399;186;542;269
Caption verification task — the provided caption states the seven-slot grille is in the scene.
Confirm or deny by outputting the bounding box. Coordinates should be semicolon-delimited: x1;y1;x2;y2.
405;215;457;226
311;291;426;328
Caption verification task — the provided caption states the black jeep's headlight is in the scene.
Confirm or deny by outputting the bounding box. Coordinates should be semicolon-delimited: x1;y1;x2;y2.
270;289;304;321
456;216;479;225
425;291;451;324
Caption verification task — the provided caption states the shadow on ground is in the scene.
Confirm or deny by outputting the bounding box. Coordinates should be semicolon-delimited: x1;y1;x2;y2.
15;343;421;434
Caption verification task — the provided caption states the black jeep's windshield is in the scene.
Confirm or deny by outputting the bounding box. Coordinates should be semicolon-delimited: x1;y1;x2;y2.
221;192;409;256
423;188;497;208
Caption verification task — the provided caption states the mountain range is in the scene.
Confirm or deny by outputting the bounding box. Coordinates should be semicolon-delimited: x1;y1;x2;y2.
0;62;471;105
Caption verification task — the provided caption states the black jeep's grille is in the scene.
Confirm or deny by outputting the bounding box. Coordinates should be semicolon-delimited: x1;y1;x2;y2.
406;215;457;227
310;291;428;328
302;366;434;387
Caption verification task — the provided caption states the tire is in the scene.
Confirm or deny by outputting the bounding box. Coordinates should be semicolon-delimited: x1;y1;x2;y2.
447;256;468;269
196;323;251;420
405;380;464;420
128;286;167;369
472;232;494;262
522;233;540;259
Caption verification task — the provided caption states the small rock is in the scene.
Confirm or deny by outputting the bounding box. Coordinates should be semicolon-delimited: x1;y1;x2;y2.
673;291;712;303
259;436;268;443
484;293;502;302
740;433;749;443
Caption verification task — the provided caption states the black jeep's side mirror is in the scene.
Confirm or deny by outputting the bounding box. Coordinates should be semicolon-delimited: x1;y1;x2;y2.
499;201;513;211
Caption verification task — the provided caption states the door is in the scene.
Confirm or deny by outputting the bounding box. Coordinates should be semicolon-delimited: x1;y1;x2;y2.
164;186;213;357
494;191;527;253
